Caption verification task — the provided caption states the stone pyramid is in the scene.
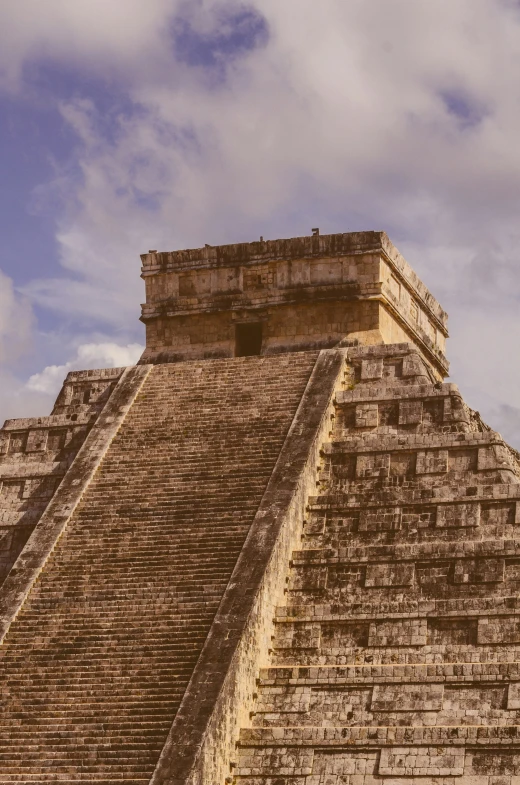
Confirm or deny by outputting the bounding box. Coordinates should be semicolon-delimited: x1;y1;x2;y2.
0;231;519;784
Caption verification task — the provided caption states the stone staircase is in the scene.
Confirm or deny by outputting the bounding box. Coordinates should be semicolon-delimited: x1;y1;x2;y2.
235;344;520;785
0;353;317;783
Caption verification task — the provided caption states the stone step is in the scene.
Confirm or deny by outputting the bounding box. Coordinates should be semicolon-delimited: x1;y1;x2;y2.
238;724;520;746
276;594;520;620
258;661;520;685
292;537;520;563
270;644;520;667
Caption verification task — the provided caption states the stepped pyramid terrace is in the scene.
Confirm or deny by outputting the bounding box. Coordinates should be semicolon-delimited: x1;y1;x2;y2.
1;230;520;784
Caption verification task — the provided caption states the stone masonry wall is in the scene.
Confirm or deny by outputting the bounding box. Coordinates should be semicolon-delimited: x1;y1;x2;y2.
143;300;385;363
234;342;520;785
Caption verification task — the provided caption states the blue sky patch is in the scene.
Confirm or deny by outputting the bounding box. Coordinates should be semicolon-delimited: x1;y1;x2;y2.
440;89;485;129
172;6;269;77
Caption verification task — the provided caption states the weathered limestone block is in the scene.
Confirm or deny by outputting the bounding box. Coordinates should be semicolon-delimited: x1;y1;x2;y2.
274;623;321;651
255;686;312;714
507;682;520;709
449;447;478;472
235;748;314;777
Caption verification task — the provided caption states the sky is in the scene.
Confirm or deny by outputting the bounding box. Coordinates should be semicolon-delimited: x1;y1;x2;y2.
1;0;520;445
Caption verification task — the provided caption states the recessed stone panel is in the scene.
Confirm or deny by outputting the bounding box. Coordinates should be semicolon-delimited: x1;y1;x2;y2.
25;430;48;452
481;502;516;526
309;259;342;285
508;682;520;709
416;561;451;585
402;353;425;377
371;683;444;711
321;621;369;649
453;558;505;584
273;623;321;651
427;617;478;645
390;451;416;476
354;404;378;428
436;502;480;528
312;750;378;778
379;746;465;776
6;432;27;454
327;564;365;589
478;616;520;644
470;750;520;777
399;400;423;425
416;449;448;474
449;448;477;472
291;566;327;592
402;505;436;530
235;747;314;777
359;507;401;532
356;453;390;478
255;686;311;714
368;618;427;647
360;358;383;380
365;562;414;587
46;430;67;452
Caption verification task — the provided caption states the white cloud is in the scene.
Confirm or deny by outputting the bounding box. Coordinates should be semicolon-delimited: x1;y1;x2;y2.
26;342;144;396
0;269;33;363
0;0;178;90
0;370;53;425
2;0;520;444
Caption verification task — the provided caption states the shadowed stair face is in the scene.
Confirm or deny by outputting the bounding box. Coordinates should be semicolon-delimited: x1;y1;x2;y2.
0;353;317;784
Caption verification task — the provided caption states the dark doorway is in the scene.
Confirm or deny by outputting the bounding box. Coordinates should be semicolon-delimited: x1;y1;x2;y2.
235;322;263;357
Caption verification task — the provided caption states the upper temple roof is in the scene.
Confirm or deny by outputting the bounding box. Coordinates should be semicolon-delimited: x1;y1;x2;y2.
140;231;447;329
139;231;449;376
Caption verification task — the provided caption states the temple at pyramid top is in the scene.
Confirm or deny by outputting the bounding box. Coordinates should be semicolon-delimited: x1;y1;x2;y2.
139;230;449;377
